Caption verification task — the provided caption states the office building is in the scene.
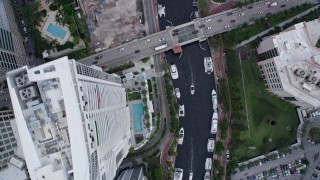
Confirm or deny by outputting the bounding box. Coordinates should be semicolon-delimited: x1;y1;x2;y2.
0;110;16;170
0;0;29;82
7;56;131;180
257;18;320;109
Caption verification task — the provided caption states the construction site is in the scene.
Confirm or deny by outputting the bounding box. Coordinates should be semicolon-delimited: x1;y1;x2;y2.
79;0;146;51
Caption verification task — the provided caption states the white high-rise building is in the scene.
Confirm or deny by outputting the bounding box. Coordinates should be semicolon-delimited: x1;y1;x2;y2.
257;18;320;109
6;56;131;180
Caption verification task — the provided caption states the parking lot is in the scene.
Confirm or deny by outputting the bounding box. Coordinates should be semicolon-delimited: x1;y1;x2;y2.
232;111;320;180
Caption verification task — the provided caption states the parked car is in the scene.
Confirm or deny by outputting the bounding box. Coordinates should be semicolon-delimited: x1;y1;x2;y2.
135;50;140;53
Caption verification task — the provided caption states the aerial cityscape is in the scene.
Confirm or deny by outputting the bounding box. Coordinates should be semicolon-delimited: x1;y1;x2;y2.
0;0;320;180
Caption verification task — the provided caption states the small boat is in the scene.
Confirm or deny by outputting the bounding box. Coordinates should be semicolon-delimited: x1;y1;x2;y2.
190;84;195;95
204;170;210;180
204;57;213;74
174;168;183;180
189;173;193;180
210;111;218;134
205;158;212;170
207;138;215;152
212;89;217;110
178;128;184;145
179;104;185;117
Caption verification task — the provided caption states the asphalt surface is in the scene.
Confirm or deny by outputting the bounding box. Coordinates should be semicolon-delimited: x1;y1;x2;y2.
157;0;216;178
78;0;315;68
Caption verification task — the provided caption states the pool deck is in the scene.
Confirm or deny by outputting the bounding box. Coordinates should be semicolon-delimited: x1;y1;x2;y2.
39;11;71;45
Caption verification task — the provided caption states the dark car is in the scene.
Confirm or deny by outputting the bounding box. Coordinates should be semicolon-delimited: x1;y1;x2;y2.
248;6;253;9
266;12;272;17
281;4;286;8
135;50;140;53
192;30;199;34
230;19;235;23
227;12;233;16
172;32;178;36
199;24;205;28
162;41;167;44
92;61;98;64
173;29;179;33
217;19;222;23
178;39;183;43
95;55;102;59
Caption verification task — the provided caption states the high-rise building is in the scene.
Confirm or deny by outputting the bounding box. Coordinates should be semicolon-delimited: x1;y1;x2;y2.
7;56;131;180
257;18;320;109
0;110;17;170
0;0;29;82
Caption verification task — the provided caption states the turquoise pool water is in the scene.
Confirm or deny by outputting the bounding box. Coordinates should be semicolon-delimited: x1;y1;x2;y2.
46;23;67;39
132;103;144;132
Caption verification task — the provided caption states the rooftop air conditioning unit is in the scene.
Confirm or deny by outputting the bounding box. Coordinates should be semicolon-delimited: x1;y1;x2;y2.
19;86;38;100
311;76;317;84
299;70;305;78
15;74;30;87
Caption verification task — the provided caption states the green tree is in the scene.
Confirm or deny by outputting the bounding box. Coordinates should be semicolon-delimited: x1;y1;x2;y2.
215;140;224;155
134;81;139;86
141;68;145;72
141;81;146;86
141;57;150;63
141;89;147;95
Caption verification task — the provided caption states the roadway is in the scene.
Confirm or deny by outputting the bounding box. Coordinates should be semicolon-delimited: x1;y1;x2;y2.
78;0;314;68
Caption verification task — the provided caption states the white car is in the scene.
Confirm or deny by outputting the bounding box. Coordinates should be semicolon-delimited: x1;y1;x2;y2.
258;11;263;14
224;25;230;28
119;47;124;51
189;173;193;180
145;39;150;42
190;84;195;95
159;38;165;41
179;104;185;117
170;64;179;79
175;88;181;98
205;19;211;22
206;27;212;30
212;89;217;109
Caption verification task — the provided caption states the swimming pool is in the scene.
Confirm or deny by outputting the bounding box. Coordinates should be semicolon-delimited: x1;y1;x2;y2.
46;23;67;39
132;103;144;132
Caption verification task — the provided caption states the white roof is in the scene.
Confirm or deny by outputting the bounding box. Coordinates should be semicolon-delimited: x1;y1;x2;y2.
258;18;320;108
9;156;24;169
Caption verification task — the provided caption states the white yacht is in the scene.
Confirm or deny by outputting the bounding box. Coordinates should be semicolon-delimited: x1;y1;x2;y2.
204;57;213;74
190;84;195;95
179;104;185;117
207;138;215;152
212;89;217;110
189;173;193;180
174;168;183;180
210;111;218;134
205;158;212;170
204;170;211;180
178;128;184;145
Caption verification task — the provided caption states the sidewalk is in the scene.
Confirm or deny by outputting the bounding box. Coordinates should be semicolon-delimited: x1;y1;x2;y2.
213;47;232;178
160;133;174;180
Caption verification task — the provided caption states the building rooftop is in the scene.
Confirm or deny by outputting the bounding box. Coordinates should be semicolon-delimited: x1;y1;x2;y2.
7;56;131;180
258;19;320;108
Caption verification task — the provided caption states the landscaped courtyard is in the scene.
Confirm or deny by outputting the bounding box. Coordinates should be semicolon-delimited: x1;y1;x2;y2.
226;50;299;161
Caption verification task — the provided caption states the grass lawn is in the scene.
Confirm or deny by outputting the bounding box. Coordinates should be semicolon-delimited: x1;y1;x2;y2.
232;53;298;161
199;0;208;9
